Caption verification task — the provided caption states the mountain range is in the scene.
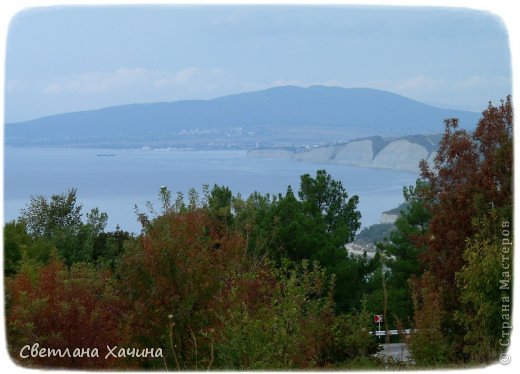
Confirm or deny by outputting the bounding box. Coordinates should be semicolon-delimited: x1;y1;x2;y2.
5;85;481;148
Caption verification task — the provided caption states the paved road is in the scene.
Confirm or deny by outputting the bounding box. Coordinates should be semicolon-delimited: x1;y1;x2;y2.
379;343;411;361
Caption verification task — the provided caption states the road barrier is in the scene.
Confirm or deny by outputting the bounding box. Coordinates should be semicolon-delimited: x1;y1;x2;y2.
370;329;413;336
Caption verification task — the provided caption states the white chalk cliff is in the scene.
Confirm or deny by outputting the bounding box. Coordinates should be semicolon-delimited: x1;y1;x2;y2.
372;140;429;171
248;135;439;172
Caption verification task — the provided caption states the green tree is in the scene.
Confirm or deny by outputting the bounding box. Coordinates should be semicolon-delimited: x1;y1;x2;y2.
299;170;361;247
232;191;273;259
86;207;108;236
328;299;381;364
408;272;450;367
91;226;133;270
269;186;323;262
216;260;338;369
455;216;511;363
367;180;430;328
209;184;234;226
255;171;366;311
19;188;83;239
3;221;31;276
17;189;113;267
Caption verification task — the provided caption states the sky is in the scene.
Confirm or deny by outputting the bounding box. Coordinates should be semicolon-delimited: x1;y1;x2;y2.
4;5;512;122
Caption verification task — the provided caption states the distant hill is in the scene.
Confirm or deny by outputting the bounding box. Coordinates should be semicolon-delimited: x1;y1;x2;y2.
5;85;480;148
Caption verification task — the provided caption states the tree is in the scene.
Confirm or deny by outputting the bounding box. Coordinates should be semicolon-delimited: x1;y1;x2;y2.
263;170;361;263
16;189;114;267
299;170;361;247
216;260;340;369
117;208;248;370
414;96;513;363
408;272;449;367
86;207;108;236
209;184;234;227
91;226;133;270
3;221;31;276
6;254;130;369
232;191;274;259
258;170;366;311
19;188;83;239
455;214;512;363
268;186;324;262
367;180;430;328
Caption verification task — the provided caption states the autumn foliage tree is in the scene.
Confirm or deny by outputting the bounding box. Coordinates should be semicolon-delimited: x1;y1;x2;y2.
116;208;245;369
413;96;513;363
6;252;130;369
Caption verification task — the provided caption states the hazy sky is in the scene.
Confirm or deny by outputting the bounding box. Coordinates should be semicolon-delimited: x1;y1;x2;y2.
5;5;512;122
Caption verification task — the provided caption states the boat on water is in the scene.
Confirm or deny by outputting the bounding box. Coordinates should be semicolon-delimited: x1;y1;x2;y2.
96;153;116;157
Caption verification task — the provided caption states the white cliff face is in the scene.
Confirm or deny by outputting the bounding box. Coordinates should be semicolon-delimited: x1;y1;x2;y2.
372;140;429;171
247;135;438;172
293;146;337;163
380;213;399;224
334;140;373;167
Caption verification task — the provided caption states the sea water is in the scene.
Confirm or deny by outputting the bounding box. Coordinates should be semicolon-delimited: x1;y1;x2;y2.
4;147;419;233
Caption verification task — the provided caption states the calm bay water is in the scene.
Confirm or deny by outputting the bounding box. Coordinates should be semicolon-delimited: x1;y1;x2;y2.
4;147;419;233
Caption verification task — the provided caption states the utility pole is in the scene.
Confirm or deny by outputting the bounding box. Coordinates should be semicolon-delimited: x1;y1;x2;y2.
379;248;390;344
